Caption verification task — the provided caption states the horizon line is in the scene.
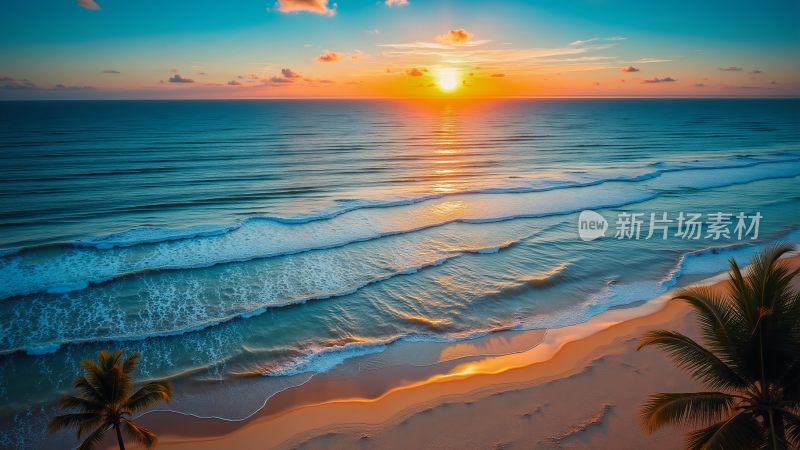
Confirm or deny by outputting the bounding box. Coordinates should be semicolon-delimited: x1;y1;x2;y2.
2;95;800;102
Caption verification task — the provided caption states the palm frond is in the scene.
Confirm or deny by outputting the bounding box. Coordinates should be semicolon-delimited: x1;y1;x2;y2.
106;365;133;406
640;244;800;449
125;380;172;413
785;411;800;449
73;376;106;405
686;410;763;450
640;391;736;433
76;424;109;450
673;286;747;373
57;394;104;413
727;257;758;329
638;330;747;389
51;349;171;450
77;362;108;403
122;352;141;374
98;350;125;371
48;412;103;437
121;418;158;449
745;244;794;317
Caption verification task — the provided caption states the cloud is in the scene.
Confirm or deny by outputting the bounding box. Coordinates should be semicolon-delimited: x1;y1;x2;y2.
54;84;93;90
313;49;365;64
77;0;101;10
270;76;293;83
694;83;705;87
316;51;342;63
380;37;623;75
719;66;742;71
168;74;194;83
642;76;675;84
491;73;505;77
406;68;425;77
102;69;120;74
367;29;380;35
277;0;335;15
228;80;242;86
751;69;762;74
725;85;760;90
382;45;594;67
385;0;408;6
569;38;598;47
268;68;303;84
0;76;37;90
570;36;625;46
282;68;302;79
0;77;94;91
630;58;671;64
437;29;473;46
380;42;453;50
620;66;639;73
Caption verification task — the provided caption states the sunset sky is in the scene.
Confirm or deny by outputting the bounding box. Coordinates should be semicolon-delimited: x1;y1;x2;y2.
1;0;799;99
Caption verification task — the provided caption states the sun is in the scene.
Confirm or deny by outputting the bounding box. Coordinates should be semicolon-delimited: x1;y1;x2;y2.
434;68;461;93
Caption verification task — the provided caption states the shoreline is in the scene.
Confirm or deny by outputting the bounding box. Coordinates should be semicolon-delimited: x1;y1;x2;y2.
147;296;693;449
123;256;799;450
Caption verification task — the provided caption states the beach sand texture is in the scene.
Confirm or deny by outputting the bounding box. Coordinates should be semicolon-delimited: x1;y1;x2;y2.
128;255;798;450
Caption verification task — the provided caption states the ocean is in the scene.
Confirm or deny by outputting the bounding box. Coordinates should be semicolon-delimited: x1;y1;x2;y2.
1;98;799;448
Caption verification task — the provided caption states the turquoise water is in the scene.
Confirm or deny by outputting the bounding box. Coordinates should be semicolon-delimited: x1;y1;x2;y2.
1;99;799;447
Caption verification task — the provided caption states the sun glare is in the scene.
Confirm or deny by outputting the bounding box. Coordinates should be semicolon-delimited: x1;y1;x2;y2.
434;68;461;93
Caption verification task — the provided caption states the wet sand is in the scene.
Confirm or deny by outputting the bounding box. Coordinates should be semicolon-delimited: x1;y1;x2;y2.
109;255;799;450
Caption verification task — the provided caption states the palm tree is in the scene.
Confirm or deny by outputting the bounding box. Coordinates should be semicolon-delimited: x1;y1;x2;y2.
638;244;800;450
48;349;173;450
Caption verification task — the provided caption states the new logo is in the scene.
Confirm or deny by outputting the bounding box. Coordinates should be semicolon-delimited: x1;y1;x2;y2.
578;210;608;241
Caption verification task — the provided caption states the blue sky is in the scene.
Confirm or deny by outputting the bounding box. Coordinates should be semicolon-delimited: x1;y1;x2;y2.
1;0;798;98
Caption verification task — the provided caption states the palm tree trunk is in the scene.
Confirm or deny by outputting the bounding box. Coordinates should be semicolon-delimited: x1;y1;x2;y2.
766;410;781;450
115;423;126;450
757;307;786;450
771;411;787;450
756;288;778;449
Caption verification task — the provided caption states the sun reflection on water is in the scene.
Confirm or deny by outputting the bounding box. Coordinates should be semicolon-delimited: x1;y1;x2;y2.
430;104;462;193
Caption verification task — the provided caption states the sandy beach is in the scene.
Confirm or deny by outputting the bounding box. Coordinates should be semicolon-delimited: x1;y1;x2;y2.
108;254;795;450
